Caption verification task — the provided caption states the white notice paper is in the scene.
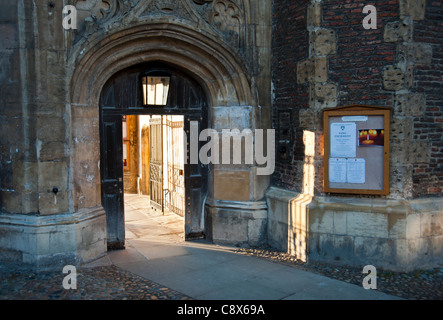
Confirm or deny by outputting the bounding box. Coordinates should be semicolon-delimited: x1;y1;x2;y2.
329;158;347;183
347;158;366;184
330;123;357;158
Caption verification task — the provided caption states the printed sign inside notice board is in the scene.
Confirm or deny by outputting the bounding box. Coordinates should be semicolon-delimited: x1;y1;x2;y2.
323;105;391;195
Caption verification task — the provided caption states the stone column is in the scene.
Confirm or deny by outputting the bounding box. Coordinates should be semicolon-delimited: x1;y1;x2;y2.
0;1;106;271
203;0;272;247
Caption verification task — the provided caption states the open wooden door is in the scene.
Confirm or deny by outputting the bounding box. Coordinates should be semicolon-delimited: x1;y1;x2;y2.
100;114;125;250
184;116;208;239
100;62;209;244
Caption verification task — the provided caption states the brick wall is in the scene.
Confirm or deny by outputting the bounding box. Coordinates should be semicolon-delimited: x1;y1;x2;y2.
412;0;443;197
271;0;309;191
323;0;399;107
272;0;442;199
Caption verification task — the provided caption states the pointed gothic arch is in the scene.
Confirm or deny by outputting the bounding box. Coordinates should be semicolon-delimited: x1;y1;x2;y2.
67;21;259;238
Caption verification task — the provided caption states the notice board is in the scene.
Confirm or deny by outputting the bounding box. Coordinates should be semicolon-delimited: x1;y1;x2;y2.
323;105;390;195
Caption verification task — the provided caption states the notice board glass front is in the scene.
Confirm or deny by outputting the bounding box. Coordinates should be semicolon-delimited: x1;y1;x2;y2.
323;105;390;195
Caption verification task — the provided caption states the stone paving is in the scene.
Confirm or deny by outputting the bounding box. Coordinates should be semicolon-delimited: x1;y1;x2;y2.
1;194;442;300
236;247;443;300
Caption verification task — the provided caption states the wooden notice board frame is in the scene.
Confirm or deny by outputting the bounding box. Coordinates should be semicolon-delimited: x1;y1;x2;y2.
323;105;391;195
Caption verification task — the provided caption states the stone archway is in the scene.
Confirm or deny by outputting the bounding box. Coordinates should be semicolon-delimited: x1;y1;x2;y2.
69;22;255;208
68;19;268;258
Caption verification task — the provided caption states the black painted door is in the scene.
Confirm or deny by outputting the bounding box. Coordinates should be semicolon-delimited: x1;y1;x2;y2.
184;116;208;239
100;114;125;250
100;62;209;247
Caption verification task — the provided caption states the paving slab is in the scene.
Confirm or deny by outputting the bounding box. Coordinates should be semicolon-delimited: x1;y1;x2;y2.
111;194;403;300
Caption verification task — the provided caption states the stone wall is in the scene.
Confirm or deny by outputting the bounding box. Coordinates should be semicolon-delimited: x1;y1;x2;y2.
270;0;443;271
0;0;273;269
272;0;442;200
267;186;443;272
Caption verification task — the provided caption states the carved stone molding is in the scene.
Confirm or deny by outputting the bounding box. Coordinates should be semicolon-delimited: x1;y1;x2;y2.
138;0;195;21
191;0;244;47
212;0;243;46
75;0;140;23
71;0;246;50
73;0;141;40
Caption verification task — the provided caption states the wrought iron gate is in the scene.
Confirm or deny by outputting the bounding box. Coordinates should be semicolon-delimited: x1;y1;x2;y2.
165;117;185;216
149;117;163;212
149;116;185;216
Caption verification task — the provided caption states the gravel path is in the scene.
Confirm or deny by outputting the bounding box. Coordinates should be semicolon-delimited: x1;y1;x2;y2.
235;246;443;300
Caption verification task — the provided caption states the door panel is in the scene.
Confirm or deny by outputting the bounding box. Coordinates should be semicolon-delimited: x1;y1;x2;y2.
100;114;125;250
184;116;208;239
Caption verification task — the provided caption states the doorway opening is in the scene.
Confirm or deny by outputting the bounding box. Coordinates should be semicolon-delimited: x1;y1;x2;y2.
122;114;186;244
122;114;186;215
100;62;209;251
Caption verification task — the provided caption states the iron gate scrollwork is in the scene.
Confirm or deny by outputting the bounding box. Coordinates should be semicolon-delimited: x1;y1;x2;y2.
149;117;163;212
165;117;185;217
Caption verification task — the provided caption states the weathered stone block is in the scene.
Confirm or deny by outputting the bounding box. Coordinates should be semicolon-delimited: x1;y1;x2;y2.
310;209;334;233
394;93;426;117
36;103;65;116
389;165;413;199
384;19;413;43
407;237;431;263
332;235;355;261
406;212;421;239
333;211;347;235
347;212;388;238
390;117;413;142
388;213;407;239
0;208;106;271
213;170;250;201
211;106;253;131
38;190;69;215
37;161;68;193
309;82;338;110
12;161;38;193
73;158;101;209
398;42;432;65
310;28;336;57
206;202;267;247
307;1;322;28
38;141;67;161
354;236;396;267
299;108;319;130
383;65;413;91
399;0;426;21
297;57;328;84
1;190;22;214
37;116;66;142
421;212;443;238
